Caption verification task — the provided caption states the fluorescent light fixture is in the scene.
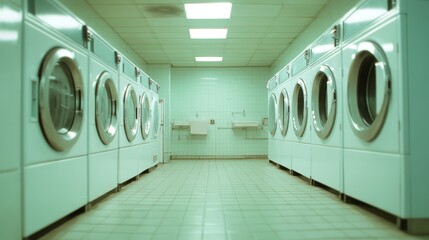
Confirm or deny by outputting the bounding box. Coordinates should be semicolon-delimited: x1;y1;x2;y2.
195;57;223;62
185;2;232;19
189;28;228;39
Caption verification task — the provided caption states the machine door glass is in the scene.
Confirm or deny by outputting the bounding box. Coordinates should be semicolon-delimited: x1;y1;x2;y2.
151;97;160;139
141;92;151;140
123;84;138;142
268;93;277;137
292;78;308;137
347;41;391;141
278;88;290;137
95;71;118;145
39;48;83;151
312;65;337;139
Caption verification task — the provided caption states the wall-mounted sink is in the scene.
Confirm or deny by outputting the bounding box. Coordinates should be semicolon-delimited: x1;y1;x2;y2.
232;121;260;129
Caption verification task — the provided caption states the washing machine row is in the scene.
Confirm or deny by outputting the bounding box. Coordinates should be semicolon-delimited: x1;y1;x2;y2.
22;0;159;237
268;0;429;233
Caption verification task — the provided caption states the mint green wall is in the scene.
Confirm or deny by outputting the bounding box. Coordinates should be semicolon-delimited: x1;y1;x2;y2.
170;67;269;158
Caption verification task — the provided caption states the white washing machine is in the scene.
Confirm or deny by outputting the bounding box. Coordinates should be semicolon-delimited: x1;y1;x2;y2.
308;23;343;192
149;79;161;167
276;65;292;169
138;73;153;172
342;0;429;232
118;57;141;184
22;5;89;237
88;31;119;202
290;50;312;178
0;1;22;239
267;75;279;164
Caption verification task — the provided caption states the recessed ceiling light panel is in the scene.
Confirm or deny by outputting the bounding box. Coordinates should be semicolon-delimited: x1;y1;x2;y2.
195;57;223;62
185;2;232;19
189;28;228;39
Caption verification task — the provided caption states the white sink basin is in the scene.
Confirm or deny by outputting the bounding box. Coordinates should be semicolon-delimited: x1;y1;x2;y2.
232;121;260;128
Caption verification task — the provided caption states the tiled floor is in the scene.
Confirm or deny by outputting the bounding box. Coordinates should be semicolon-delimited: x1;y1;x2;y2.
41;159;427;240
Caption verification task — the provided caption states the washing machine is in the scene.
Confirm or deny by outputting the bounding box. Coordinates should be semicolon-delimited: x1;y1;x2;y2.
88;31;120;202
289;50;312;178
308;23;343;192
267;74;279;164
342;0;429;232
138;73;153;172
118;56;141;184
149;79;161;167
0;1;22;239
276;65;292;169
22;4;89;237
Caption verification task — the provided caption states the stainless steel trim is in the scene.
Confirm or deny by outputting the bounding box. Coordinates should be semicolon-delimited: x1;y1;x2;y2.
123;84;138;142
347;41;391;142
151;96;160;139
292;78;308;137
312;65;337;139
278;88;290;137
140;92;151;140
39;47;84;151
95;71;118;145
268;93;277;137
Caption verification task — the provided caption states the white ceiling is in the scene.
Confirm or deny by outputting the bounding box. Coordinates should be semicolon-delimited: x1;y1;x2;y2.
84;0;331;67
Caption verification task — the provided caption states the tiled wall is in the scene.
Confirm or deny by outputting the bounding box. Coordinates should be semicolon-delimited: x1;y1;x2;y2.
170;67;270;158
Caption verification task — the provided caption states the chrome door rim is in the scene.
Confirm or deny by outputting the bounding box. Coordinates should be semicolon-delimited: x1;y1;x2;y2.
95;71;118;145
141;92;151;140
347;41;391;142
292;78;308;137
312;65;337;139
278;88;290;137
123;84;138;142
39;47;84;151
268;93;278;137
151;96;160;139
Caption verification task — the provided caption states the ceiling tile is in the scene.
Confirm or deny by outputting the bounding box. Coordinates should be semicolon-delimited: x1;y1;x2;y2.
146;18;187;27
92;5;143;18
138;4;185;18
228;32;265;39
87;0;134;4
133;0;181;3
79;0;342;67
272;17;314;27
230;18;275;27
104;18;149;27
279;4;324;17
284;0;328;4
232;4;282;17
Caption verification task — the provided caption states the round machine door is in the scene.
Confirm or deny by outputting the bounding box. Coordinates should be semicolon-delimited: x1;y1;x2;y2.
312;65;337;139
39;47;84;151
123;84;138;142
151;97;160;139
95;71;118;145
278;88;290;137
347;41;391;142
140;92;151;140
292;79;308;137
268;93;277;137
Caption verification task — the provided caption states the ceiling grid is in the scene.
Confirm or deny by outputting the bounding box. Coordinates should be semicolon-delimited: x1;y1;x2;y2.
85;0;331;67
